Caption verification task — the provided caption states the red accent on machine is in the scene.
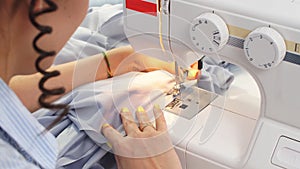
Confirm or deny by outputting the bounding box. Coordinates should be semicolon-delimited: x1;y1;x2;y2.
126;0;157;16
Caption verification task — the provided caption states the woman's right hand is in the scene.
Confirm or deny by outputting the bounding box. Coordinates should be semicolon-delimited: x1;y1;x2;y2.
102;105;183;169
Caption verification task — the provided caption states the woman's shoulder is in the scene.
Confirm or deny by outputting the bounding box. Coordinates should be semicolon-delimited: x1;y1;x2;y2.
0;140;41;169
0;78;58;169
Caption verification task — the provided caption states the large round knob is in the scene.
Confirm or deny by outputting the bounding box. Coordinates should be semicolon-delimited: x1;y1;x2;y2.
244;27;286;70
190;13;229;54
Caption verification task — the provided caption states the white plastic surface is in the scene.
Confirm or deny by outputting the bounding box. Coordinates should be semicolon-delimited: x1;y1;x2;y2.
244;119;300;169
244;27;286;69
186;105;257;168
211;67;260;120
168;0;300;130
272;136;300;169
164;68;260;168
190;13;229;53
124;0;300;168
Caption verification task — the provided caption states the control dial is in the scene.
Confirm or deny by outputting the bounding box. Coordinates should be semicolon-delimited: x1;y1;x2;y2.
244;27;286;69
190;13;229;53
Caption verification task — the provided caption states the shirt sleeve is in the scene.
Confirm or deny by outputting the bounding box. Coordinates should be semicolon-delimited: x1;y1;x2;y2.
0;139;40;169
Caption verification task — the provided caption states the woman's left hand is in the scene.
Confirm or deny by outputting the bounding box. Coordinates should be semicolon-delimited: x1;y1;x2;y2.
102;105;183;169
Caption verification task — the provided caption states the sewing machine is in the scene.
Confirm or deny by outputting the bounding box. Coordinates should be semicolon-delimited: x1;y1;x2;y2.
123;0;300;168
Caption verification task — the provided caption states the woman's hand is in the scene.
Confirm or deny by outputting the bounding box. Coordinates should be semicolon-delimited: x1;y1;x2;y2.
129;53;201;81
108;46;200;81
102;105;182;169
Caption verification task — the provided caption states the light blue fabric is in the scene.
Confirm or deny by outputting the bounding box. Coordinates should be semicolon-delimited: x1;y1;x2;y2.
0;141;40;169
54;4;127;65
0;127;42;168
197;57;235;95
34;71;173;169
0;79;57;169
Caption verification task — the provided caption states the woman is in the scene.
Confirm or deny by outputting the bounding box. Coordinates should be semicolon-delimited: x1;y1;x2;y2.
0;0;189;168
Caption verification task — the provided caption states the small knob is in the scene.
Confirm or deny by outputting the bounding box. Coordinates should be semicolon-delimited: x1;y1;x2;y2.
244;27;286;69
190;13;229;54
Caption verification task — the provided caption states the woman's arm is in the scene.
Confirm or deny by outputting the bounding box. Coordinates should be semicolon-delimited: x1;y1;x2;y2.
107;45;176;76
9;53;107;112
9;46;176;112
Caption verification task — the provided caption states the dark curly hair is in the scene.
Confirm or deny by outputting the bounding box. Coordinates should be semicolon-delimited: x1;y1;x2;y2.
28;0;69;131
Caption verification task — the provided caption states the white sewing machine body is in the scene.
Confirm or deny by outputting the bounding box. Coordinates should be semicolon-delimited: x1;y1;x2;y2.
123;0;300;168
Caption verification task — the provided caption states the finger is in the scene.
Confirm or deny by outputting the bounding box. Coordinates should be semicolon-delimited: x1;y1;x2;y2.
153;104;167;131
136;106;155;132
120;107;140;135
187;69;200;80
190;61;198;69
102;123;123;146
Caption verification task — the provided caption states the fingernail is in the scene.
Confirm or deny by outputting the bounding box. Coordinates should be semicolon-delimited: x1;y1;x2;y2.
153;104;162;117
137;106;145;113
121;107;130;113
106;142;112;148
102;123;111;129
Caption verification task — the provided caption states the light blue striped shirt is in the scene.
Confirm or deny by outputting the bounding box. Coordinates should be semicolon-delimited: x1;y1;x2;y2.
0;78;58;169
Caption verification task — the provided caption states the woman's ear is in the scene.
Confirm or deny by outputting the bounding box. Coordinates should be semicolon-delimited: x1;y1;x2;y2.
33;0;44;12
